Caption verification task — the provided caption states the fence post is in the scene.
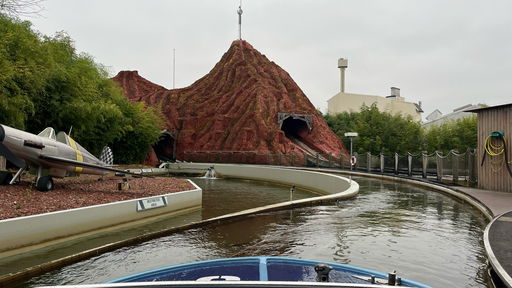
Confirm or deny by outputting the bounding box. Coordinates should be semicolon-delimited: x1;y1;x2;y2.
422;152;427;179
452;150;459;183
328;153;332;168
380;153;384;173
339;153;344;169
315;153;319;167
290;153;296;167
407;153;412;176
394;153;399;175
367;152;371;172
469;149;477;185
304;152;308;166
436;151;443;182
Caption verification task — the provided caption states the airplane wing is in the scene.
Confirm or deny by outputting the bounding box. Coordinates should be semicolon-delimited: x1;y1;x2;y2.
39;154;153;178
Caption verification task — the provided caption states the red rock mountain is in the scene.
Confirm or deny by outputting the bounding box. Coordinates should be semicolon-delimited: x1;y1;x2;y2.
113;40;348;163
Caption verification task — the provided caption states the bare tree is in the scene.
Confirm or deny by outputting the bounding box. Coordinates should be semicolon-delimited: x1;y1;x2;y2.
0;0;44;17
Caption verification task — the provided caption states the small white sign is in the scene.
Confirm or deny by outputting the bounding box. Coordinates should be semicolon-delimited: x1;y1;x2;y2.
137;196;167;212
344;132;358;137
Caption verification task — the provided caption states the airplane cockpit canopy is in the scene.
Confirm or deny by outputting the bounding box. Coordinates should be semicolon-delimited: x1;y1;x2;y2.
56;131;68;144
56;131;97;161
38;127;56;140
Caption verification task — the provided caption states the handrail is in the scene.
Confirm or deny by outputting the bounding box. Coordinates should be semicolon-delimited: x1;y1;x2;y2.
179;148;477;185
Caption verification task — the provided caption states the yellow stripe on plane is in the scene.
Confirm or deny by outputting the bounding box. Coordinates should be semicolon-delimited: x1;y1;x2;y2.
67;136;84;173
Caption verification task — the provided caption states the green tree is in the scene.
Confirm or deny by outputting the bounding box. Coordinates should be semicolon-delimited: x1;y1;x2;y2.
110;99;164;164
0;15;163;163
0;15;47;128
324;104;424;155
324;104;477;156
423;115;477;154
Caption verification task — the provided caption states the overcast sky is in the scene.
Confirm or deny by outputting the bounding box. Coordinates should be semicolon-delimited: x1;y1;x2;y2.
28;0;512;118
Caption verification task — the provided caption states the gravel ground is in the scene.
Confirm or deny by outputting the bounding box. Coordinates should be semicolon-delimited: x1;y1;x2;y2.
0;174;195;220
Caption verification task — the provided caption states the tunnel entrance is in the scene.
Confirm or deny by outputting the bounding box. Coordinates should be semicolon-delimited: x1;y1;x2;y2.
153;131;176;162
280;117;309;138
278;113;318;155
278;113;313;137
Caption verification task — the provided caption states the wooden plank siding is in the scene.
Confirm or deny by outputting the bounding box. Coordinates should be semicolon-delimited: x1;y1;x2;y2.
475;104;512;192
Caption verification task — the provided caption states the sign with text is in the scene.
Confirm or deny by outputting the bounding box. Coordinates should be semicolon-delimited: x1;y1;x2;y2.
137;196;168;212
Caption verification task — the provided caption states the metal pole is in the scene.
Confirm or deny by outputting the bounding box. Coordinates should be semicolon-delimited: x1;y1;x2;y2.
344;132;357;171
237;1;243;40
340;67;345;93
350;137;353;170
172;48;176;89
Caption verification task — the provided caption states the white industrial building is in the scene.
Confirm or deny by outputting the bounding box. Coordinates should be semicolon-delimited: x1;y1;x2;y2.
422;104;484;129
327;58;423;122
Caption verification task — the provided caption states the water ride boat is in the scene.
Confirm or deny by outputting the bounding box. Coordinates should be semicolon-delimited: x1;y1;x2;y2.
40;256;431;287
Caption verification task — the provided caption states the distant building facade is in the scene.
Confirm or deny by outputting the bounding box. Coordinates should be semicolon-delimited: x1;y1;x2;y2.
422;104;484;129
327;58;423;122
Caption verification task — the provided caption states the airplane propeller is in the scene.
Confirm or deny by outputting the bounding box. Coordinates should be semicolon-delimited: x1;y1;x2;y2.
0;125;27;169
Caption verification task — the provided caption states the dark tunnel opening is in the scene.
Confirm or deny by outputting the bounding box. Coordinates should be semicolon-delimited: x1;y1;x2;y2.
153;132;175;162
280;117;309;140
279;114;320;155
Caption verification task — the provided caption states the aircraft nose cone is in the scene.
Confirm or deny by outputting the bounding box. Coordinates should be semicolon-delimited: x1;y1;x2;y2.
0;125;5;142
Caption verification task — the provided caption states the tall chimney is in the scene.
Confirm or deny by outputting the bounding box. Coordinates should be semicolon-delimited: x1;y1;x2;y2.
338;58;348;93
390;87;400;98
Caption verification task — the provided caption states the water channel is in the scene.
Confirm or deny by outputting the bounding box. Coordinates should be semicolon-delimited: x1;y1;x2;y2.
18;176;489;288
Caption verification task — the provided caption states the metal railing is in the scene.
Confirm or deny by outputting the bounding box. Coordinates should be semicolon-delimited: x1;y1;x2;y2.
346;149;477;185
180;148;478;186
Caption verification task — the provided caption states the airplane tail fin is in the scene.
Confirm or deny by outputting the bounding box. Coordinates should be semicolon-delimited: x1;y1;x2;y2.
99;146;114;166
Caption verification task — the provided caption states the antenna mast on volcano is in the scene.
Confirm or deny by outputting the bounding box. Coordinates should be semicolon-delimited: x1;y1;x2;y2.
237;0;243;40
172;48;176;89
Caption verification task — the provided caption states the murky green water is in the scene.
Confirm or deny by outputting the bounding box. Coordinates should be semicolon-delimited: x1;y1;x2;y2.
17;177;489;287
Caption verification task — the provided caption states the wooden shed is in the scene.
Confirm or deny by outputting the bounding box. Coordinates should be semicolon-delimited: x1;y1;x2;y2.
469;103;512;192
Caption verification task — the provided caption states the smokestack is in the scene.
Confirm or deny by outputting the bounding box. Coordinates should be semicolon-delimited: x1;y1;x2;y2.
390;87;400;98
338;58;348;93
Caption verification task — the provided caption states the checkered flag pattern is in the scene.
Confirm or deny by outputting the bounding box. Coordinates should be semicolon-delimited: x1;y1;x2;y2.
100;146;114;166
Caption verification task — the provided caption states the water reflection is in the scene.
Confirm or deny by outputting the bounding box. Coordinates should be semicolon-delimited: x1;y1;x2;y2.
195;177;314;219
22;177;489;288
2;178;314;279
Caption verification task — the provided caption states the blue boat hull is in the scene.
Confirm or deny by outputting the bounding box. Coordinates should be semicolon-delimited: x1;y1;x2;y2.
108;257;430;287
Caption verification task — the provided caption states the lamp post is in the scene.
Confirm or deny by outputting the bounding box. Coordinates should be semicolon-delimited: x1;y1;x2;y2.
344;132;358;170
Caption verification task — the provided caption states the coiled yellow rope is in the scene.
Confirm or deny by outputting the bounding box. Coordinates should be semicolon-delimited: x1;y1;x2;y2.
484;135;505;156
482;134;512;175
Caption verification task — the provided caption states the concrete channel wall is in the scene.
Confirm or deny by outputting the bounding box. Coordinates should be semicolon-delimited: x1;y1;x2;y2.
0;180;202;252
163;163;359;205
0;163;359;286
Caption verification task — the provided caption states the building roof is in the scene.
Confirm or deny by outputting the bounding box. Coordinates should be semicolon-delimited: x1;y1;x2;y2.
422;104;483;128
467;103;512;113
425;109;442;121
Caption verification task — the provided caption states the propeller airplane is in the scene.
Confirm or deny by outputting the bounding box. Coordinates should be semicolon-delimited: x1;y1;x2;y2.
0;124;144;191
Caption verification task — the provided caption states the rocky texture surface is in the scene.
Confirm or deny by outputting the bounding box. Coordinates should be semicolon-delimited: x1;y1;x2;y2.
0;175;195;220
113;40;348;162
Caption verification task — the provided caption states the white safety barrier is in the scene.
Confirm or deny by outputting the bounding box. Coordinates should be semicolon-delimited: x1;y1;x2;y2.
0;180;202;252
164;163;359;206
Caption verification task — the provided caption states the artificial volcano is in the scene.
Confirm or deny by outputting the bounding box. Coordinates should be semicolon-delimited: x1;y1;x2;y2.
113;40;348;164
